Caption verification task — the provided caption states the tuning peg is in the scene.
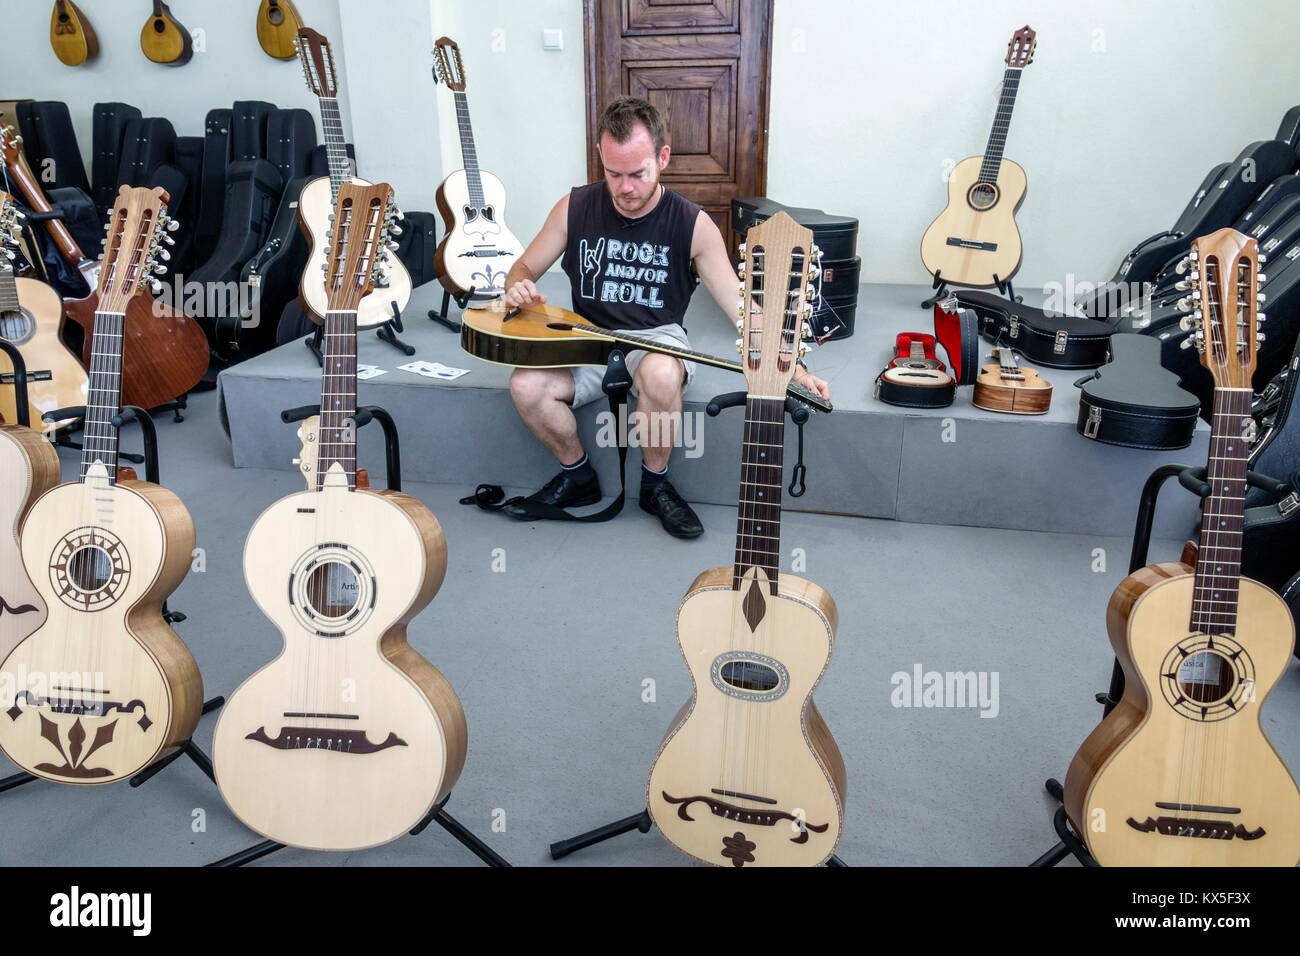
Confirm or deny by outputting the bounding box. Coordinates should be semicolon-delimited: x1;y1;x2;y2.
388;224;403;237
148;277;163;294
803;286;816;303
327;213;335;222
737;280;745;294
735;319;745;333
325;229;333;240
1175;256;1191;275
736;260;745;279
1257;311;1266;325
1178;315;1193;332
321;262;329;272
3;250;13;260
100;237;107;246
808;264;821;281
1257;331;1267;343
798;344;809;358
738;242;747;256
1180;337;1194;350
810;243;821;260
1176;296;1194;313
385;238;400;252
1189;248;1199;262
1258;253;1268;265
736;337;744;355
802;322;812;338
152;263;168;275
165;217;179;232
1257;291;1266;304
801;301;814;319
157;249;171;262
736;298;745;318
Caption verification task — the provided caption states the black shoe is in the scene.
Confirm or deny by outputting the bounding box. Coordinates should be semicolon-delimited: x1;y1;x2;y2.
640;481;703;538
503;469;602;518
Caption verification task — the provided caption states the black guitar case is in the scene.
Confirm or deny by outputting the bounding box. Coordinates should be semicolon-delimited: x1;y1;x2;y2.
164;135;204;277
1279;571;1300;660
231;100;276;162
394;210;437;288
1240;467;1300;595
1249;331;1300;506
310;142;356;178
958;289;1114;368
265;109;316;185
188;159;284;357
1276;105;1300;150
1235;172;1300;231
92;102;141;212
1075;334;1201;449
875;303;977;408
1079;141;1297;317
195;108;232;269
15;101;91;195
117;117;177;187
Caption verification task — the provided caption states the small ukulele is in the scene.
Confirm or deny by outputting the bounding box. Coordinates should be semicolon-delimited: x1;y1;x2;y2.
971;346;1052;414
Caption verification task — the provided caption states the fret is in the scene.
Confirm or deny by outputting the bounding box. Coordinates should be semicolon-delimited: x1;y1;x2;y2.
733;395;786;589
453;91;485;207
1189;387;1250;635
977;68;1021;185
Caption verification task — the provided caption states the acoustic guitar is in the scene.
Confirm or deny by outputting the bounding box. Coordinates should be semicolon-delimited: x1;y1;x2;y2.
0;422;60;664
255;0;304;60
459;301;833;413
1;125;208;410
294;28;412;329
432;37;523;300
49;0;99;66
971;346;1051;414
1064;227;1300;865
919;25;1036;288
0;191;88;429
212;181;466;851
140;1;193;66
0;186;204;785
646;212;846;867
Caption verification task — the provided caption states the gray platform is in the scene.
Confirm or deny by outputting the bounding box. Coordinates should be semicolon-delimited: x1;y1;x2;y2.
219;277;1208;538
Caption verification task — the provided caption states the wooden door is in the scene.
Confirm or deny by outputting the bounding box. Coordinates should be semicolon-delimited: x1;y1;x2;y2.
584;0;772;255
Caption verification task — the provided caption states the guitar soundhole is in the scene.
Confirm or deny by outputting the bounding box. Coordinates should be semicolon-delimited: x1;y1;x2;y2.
1177;651;1235;704
303;561;360;618
0;309;34;345
720;660;780;692
968;183;999;211
481;206;496;223
68;547;113;593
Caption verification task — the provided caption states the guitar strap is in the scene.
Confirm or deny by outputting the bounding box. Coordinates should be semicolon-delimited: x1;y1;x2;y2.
461;350;634;523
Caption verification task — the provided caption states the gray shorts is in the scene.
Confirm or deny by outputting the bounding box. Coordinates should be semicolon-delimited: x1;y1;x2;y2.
569;323;697;408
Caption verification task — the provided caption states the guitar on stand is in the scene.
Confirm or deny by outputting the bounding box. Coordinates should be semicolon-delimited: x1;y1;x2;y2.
212;182;467;852
293;27;414;362
1063;227;1300;865
920;25;1036;306
429;36;523;331
0;186;204;785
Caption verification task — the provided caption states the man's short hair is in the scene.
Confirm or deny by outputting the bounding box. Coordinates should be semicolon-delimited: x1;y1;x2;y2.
597;96;667;153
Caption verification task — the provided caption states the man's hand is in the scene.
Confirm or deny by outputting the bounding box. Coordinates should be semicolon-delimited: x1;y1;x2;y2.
504;279;547;309
794;367;831;401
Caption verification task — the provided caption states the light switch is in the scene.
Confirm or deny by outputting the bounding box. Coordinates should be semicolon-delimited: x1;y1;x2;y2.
542;28;563;51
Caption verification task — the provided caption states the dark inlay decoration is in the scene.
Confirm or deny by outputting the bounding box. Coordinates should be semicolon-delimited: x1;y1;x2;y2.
33;715;118;779
721;831;756;867
0;596;39;617
1126;816;1265;841
246;725;407;754
741;579;766;632
661;792;829;845
7;690;151;730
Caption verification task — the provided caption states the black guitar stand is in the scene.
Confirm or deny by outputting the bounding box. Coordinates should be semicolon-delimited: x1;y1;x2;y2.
0;400;225;799
921;270;1020;309
1030;462;1292;867
429;284;498;334
306;301;414;367
549;389;847;866
0;339;34;429
199;401;508;867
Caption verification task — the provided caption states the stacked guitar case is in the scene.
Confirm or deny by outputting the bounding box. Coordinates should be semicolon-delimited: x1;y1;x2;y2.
731;197;859;340
875;298;978;407
1074;334;1201;449
956;290;1114;369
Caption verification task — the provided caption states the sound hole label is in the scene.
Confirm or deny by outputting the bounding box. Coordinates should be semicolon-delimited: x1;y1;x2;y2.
287;543;376;637
49;528;130;611
711;651;788;702
1160;635;1254;722
967;182;1000;210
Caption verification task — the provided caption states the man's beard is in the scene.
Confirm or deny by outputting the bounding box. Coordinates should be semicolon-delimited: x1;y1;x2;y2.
609;174;659;214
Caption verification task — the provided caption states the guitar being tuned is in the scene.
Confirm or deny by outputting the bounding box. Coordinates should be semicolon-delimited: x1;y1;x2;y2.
294;28;412;329
646;212;846;866
212;181;466;851
0;186;203;785
432;36;523;300
920;25;1036;288
1064;227;1300;865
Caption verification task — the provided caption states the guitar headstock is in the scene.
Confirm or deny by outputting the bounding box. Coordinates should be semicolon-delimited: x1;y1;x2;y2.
1006;25;1036;68
1176;227;1261;389
734;211;816;397
0;190;23;273
295;27;338;97
323;181;399;313
96;185;174;314
433;36;466;91
1;125;23;171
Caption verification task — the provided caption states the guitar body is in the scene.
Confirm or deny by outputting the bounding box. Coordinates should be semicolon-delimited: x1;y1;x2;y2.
140;2;193;66
434;169;523;298
297;176;412;329
213;478;466;851
255;0;304;60
971;360;1052;414
0;424;59;663
0;471;202;784
461;303;613;369
920;156;1026;286
1065;567;1300;865
0;276;88;427
50;0;99;66
62;289;208;411
647;567;846;867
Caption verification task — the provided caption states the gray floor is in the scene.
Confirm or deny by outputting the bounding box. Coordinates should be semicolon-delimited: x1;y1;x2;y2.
1;386;1297;867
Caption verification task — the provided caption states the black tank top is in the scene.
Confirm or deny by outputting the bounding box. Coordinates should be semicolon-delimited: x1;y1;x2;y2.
560;181;701;331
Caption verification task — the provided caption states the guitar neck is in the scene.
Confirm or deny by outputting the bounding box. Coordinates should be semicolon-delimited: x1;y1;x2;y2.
0;262;19;313
734;395;785;591
3;145;85;264
452;90;485;206
317;305;358;490
80;308;125;481
978;66;1022;184
1190;387;1251;636
317;96;352;202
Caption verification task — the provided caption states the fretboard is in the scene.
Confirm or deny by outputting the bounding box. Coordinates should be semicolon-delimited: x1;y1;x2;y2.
0;266;18;313
1191;387;1252;636
977;67;1021;184
734;396;785;591
317;307;358;490
317;96;352;202
452;91;485;207
80;310;125;481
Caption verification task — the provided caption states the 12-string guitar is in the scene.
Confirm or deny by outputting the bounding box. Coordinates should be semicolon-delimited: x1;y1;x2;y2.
293;28;412;329
1064;227;1300;865
0;186;203;784
920;25;1036;288
646;212;846;866
431;36;523;300
212;182;466;851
